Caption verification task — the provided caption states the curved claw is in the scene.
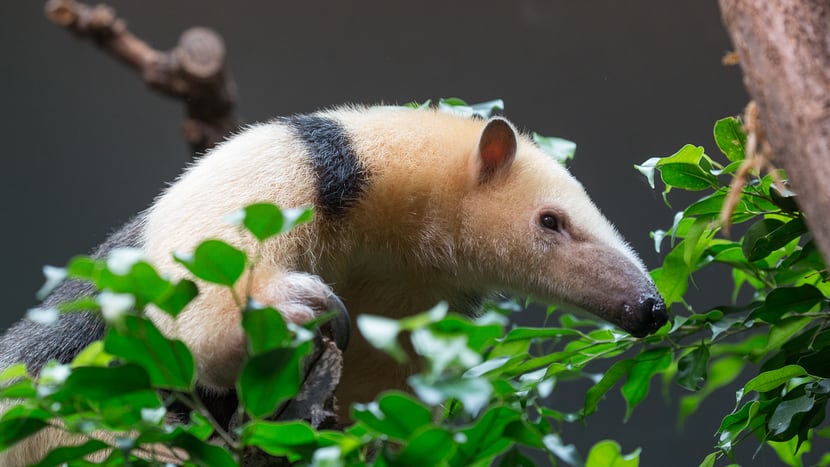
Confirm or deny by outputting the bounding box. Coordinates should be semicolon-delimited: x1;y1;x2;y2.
321;294;350;352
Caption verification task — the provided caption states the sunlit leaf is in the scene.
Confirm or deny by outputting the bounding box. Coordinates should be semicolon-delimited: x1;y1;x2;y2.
655;145;718;191
713;117;746;162
174;239;246;287
585;439;640;467
744;365;809;394
533;133;576;165
232;203;314;241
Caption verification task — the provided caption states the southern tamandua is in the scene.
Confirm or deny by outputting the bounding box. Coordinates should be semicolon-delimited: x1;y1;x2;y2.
0;106;668;464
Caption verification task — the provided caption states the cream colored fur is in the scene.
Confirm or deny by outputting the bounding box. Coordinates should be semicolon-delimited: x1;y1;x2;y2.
3;107;651;465
140;106;646;409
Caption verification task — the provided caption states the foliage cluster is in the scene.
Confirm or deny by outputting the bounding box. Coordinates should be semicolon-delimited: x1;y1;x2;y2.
0;101;828;466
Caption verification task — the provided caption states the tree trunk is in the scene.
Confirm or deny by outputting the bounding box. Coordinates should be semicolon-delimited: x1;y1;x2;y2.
719;0;830;262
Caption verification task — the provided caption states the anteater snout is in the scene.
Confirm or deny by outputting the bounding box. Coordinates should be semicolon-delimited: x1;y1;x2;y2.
627;294;668;338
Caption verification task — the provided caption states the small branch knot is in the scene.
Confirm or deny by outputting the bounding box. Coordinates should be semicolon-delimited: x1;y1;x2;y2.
176;27;225;81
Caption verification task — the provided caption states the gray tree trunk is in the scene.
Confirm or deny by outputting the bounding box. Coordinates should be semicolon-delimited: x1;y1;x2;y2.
719;0;830;262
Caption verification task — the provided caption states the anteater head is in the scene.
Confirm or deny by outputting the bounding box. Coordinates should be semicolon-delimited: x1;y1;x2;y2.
459;117;668;337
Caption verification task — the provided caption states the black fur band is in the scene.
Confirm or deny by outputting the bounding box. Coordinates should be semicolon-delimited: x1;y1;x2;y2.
283;115;368;218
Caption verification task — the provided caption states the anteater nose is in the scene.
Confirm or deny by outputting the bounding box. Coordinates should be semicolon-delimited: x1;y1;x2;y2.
641;295;668;333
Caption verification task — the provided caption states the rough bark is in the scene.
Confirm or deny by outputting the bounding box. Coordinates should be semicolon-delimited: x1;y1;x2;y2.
44;0;240;156
719;0;830;262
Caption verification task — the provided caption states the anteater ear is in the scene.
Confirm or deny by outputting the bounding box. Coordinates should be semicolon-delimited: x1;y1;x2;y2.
475;117;517;183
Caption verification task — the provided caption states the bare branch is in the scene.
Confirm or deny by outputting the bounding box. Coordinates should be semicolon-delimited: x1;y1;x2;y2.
45;0;240;156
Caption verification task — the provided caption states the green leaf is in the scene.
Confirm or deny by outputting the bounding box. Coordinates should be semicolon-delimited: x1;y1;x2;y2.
744;365;809;394
49;363;152;403
238;343;309;418
470;99;506;118
503;327;582;342
769;184;799;212
437;97;504;119
586;440;640;467
769;394;815;436
393;427;455;465
169;432;237;467
753;316;814;361
0;417;49;451
241;420;318;459
0;363;27;382
751;285;824;323
533;133;576;165
742;218;807;262
35;265;67;301
242;305;290;354
542;434;584;467
174;239;246;286
451;406;521;465
70;341;113;368
356;314;406;363
655;145;718;191
714;117;746;162
104;315;195;390
621;348;672;420
699;452;718;467
233;203;314;241
409;375;492;416
431;316;503;353
768;436;812;467
0;380;35;400
717;400;763;452
652;241;689;305
503;420;545;448
31;439;109;467
155;279;198;317
584;359;635;416
352;392;432;440
680;356;747;426
683;217;715;268
676;345;709;391
634;157;660;189
498;447;536;467
65;255;99;281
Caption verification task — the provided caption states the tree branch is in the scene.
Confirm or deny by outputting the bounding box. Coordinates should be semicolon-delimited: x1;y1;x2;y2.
719;0;830;262
44;0;240;156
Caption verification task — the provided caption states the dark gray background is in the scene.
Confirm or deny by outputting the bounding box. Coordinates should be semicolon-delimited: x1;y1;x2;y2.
2;0;789;464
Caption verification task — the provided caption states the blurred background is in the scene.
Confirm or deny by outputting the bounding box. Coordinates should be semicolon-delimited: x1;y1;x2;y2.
2;0;770;464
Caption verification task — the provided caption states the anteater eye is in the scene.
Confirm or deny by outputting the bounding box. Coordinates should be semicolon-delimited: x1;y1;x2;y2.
539;213;560;231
